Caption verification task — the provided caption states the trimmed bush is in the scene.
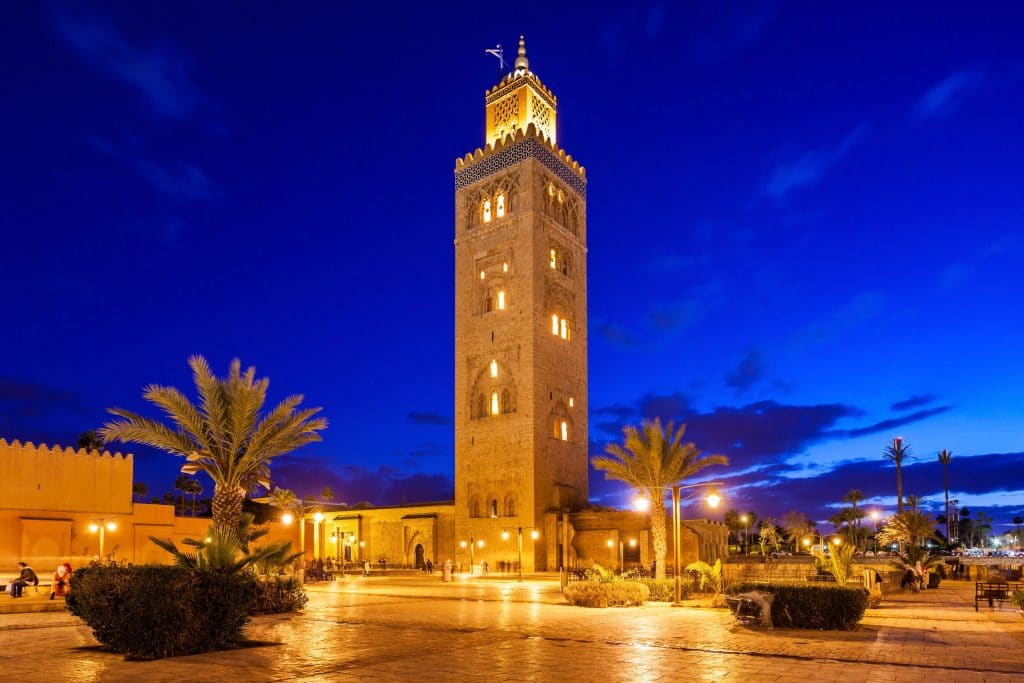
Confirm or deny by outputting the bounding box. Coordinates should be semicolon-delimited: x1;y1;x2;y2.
726;581;868;630
67;565;261;659
252;577;308;614
641;579;688;602
565;580;650;607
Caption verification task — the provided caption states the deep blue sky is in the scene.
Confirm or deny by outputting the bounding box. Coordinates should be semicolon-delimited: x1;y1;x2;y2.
2;2;1022;532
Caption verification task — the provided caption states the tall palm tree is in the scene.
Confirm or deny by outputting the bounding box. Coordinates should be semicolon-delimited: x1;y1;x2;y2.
76;430;105;453
841;489;867;547
883;437;911;515
321;486;335;503
937;449;952;541
100;355;327;531
131;481;148;503
592;418;728;579
1013;516;1024;547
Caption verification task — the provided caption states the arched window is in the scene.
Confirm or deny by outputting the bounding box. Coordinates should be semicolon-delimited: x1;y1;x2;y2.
497;290;506;310
491;392;500;415
550;248;558;270
496;193;505;218
560;420;569;441
551;313;570;340
469;496;481;518
551;314;559;335
489;359;498;378
490;499;498;518
560;318;568;339
504;495;516;517
501;389;511;414
482;200;492;223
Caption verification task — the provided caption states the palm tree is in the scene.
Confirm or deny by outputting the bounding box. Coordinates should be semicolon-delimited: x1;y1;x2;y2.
99;355;328;531
883;437;912;515
321;487;335;504
841;489;867;547
937;449;952;541
1013;516;1024;547
592;418;728;579
76;430;105;453
173;474;190;516
255;487;318;557
182;477;203;516
131;481;148;503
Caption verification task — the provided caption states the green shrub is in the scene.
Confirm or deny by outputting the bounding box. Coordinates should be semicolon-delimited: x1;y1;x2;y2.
67;565;260;659
641;579;688;602
565;580;649;607
251;576;308;614
726;581;868;630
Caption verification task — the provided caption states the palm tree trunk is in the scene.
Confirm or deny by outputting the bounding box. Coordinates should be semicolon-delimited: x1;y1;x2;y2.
896;464;903;515
943;465;950;541
649;495;667;580
213;485;245;531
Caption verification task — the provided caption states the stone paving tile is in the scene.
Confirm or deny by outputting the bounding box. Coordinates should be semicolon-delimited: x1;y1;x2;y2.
0;578;1021;681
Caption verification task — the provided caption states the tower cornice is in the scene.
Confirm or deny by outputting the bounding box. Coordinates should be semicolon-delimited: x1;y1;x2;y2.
454;125;586;197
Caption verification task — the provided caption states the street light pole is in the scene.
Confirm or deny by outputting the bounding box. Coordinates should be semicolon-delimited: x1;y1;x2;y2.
672;484;683;605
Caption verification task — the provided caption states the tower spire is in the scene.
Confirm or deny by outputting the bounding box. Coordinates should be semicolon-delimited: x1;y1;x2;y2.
514;35;529;75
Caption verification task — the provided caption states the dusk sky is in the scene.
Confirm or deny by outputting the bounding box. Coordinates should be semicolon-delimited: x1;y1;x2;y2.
2;2;1022;532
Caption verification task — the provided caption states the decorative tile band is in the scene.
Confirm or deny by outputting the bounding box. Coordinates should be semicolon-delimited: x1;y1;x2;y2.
455;138;587;198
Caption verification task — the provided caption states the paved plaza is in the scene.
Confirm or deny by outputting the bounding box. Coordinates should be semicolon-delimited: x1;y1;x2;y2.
1;576;1022;681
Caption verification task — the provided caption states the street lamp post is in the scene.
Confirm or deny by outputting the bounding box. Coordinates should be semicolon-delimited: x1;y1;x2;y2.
740;514;749;555
870;511;881;553
501;527;539;581
87;520;118;560
460;538;485;574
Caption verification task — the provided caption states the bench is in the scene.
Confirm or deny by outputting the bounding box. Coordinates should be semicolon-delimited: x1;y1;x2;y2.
975;581;1022;611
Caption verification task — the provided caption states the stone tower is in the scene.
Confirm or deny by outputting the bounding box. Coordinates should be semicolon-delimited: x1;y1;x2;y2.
453;38;588;572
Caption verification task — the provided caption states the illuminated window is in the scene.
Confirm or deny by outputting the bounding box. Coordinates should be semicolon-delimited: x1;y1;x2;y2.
502;262;508;272
483;200;492;223
496;193;505;218
490;359;498;378
550;248;557;269
497;290;506;310
480;270;486;280
551;314;559;335
560;318;568;339
568;397;574;408
491;392;500;415
547;183;555;197
560;421;568;441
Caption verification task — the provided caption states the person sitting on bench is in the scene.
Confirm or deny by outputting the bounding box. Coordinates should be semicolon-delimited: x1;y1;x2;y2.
51;562;72;599
9;562;38;598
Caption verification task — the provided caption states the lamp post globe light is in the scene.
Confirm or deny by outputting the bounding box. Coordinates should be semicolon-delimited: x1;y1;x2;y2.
870;510;881;553
501;527;539;581
88;519;118;560
460;538;485;574
633;481;723;606
740;514;749;555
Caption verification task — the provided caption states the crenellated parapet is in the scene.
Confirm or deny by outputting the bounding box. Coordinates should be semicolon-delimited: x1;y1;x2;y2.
485;70;557;109
0;437;134;513
454;124;586;197
0;437;132;461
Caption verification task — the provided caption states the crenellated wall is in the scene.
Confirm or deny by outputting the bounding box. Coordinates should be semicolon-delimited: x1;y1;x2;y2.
0;438;132;514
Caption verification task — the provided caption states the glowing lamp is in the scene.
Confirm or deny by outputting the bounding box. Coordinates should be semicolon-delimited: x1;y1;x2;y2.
313;512;323;523
477;540;484;548
531;530;540;540
606;539;614;548
633;497;651;513
88;523;99;534
628;539;637;547
106;521;117;532
502;531;510;540
832;537;842;546
460;540;467;549
348;534;356;544
281;512;294;525
706;493;721;508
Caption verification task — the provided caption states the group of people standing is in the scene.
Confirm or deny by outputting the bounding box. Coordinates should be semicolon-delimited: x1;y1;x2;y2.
7;561;73;600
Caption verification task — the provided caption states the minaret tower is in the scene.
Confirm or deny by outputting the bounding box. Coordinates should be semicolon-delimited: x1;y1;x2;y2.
453;37;588;572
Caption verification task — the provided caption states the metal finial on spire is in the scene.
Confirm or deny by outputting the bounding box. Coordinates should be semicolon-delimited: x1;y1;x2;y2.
514;35;529;75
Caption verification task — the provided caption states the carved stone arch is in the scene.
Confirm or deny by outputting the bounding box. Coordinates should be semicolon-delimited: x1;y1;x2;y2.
545;282;575;319
405;529;424;561
503;493;517;517
468;494;482;518
469;358;517;417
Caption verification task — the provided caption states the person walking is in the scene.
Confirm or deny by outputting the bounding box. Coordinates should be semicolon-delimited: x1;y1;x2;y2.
442;559;452;582
51;562;72;599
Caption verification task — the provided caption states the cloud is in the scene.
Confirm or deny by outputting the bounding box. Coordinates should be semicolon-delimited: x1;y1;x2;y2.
594;320;640;348
913;69;984;121
407;412;451;426
694;1;778;64
763;124;868;200
833;405;953;439
725;348;764;393
792;290;885;348
86;135;216;201
0;379;84;420
649;299;703;332
890;395;937;411
53;8;206;119
273;457;453;506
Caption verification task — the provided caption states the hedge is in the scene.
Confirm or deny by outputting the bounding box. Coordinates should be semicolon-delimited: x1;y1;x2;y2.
67;565;261;659
252;576;308;614
564;580;650;607
726;581;868;630
640;579;689;602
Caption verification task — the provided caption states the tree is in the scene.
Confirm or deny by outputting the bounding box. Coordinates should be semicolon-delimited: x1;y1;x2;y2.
832;489;867;547
937;449;953;541
182;477;203;516
76;430;105;453
592;418;728;579
131;482;148;503
254;487;319;557
99;355;327;531
781;510;812;549
876;495;939;550
758;519;783;555
321;487;335;504
723;509;744;546
1013;516;1024;547
173;474;190;516
883;437;912;515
